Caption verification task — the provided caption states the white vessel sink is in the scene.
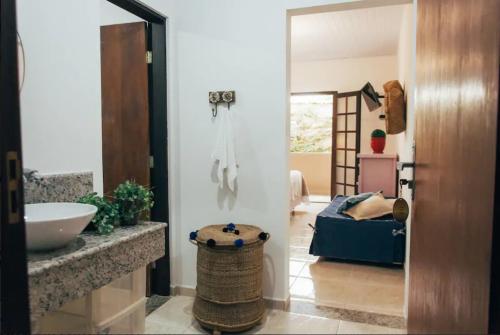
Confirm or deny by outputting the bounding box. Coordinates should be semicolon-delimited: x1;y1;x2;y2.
25;203;97;251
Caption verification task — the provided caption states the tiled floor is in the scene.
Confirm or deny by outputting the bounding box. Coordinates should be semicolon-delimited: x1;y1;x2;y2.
290;203;405;317
145;296;404;334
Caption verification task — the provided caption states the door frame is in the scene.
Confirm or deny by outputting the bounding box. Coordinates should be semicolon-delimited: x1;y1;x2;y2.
0;0;31;333
105;0;170;296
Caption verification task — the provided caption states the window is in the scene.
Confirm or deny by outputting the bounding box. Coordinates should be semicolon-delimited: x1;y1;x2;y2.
290;94;333;153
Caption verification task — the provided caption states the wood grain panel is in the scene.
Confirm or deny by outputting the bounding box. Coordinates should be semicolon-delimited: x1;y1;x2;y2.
101;22;150;195
409;0;500;333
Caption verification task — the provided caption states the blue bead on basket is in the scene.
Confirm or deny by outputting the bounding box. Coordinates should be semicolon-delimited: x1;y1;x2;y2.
227;223;236;231
189;231;198;240
234;239;244;248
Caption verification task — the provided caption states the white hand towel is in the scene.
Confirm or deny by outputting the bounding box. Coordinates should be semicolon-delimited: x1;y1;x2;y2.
211;110;238;192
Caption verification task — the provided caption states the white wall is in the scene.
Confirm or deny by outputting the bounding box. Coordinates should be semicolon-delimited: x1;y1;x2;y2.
17;0;104;194
134;0;412;303
142;0;378;302
292;55;399;154
100;0;143;26
395;3;416;318
18;0;413;304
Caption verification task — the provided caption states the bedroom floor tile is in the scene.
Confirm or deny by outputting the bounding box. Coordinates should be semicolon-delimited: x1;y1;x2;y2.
290;260;306;276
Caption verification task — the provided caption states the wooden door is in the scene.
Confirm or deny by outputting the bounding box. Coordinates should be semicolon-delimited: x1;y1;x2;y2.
408;0;500;333
332;91;361;197
101;22;150;195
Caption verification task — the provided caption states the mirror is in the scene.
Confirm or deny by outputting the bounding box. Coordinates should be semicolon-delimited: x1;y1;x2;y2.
17;0;147;202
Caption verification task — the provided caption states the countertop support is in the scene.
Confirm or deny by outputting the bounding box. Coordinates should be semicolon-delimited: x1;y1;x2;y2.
28;222;167;325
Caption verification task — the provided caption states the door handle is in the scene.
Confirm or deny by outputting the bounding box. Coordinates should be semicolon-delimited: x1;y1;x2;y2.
6;151;21;224
397;143;416;200
397;162;416;171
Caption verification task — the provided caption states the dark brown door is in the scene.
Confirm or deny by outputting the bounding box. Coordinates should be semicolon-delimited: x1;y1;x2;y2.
101;22;150;195
332;91;361;197
408;0;500;333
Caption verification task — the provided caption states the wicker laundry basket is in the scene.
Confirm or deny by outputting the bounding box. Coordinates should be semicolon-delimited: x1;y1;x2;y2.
189;224;270;333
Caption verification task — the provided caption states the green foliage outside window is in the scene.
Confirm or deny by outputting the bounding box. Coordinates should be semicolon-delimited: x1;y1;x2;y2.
290;95;333;153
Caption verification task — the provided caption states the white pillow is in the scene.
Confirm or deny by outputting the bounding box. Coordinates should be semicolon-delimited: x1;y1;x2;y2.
343;192;395;221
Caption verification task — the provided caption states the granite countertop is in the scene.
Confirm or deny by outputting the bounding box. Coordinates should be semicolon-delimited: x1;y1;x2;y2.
28;221;167;326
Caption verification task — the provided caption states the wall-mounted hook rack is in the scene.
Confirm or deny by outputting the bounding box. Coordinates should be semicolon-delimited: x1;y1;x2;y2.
209;91;235;117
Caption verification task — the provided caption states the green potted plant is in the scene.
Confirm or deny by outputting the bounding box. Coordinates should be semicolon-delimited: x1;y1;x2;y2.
114;180;154;226
371;129;386;154
77;193;119;235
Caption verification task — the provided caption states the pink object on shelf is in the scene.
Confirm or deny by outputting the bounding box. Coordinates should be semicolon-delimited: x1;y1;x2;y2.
358;154;398;197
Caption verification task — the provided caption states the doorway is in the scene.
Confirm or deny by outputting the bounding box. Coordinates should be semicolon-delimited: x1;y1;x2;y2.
102;0;169;297
287;1;413;326
101;21;150;195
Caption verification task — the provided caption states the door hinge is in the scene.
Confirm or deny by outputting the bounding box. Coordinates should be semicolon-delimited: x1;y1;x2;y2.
6;151;21;224
149;155;155;168
146;51;153;64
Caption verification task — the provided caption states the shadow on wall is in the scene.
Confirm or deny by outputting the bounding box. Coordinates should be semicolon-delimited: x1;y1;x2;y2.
263;253;276;300
211;163;238;210
209;111;272;212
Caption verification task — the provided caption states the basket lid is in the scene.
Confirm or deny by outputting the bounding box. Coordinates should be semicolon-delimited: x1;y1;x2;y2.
196;224;265;246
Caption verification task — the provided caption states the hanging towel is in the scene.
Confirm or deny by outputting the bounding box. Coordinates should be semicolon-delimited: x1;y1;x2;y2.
211;110;238;192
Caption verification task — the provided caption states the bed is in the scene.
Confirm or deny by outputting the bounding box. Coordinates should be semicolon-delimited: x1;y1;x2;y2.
309;195;406;265
290;170;310;211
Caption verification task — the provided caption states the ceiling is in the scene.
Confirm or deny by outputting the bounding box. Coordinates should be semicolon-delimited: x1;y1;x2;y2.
291;5;406;62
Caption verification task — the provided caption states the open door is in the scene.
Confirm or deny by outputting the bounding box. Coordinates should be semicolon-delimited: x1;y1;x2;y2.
332;91;361;197
0;0;31;333
100;22;150;195
408;0;500;332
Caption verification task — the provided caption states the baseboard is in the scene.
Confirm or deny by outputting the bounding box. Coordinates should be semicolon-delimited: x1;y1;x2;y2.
170;285;290;311
264;295;290;311
170;285;196;297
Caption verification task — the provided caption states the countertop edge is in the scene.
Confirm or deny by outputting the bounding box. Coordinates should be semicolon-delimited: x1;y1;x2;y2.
28;221;167;276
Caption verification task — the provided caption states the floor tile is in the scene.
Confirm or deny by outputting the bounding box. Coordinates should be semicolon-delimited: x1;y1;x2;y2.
254;310;340;334
289;299;406;329
337;320;405;334
146;296;195;334
289;203;405;317
290;260;306;276
146;296;406;334
289;277;315;299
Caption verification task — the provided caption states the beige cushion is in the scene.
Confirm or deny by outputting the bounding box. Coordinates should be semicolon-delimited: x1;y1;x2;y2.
343;192;395;221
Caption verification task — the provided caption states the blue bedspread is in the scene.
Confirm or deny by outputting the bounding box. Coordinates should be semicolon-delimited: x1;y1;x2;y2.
309;196;406;265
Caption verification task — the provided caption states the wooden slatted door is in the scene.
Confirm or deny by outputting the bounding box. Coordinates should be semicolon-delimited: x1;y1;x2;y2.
332;91;361;197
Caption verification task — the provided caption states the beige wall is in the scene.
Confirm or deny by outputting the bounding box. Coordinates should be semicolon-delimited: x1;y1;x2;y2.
292;55;399;155
290;55;400;195
290;152;331;195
